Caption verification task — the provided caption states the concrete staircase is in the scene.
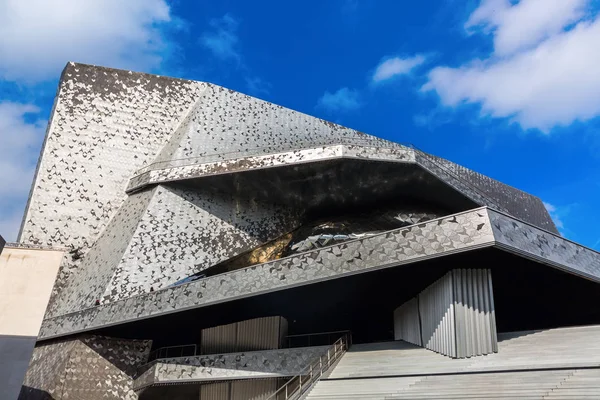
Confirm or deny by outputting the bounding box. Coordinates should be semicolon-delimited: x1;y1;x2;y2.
304;325;600;400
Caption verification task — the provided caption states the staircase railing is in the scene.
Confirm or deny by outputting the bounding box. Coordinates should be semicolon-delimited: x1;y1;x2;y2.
266;332;351;400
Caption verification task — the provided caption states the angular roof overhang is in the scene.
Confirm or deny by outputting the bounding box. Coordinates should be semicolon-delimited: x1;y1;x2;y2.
38;207;600;341
126;142;556;234
133;346;329;392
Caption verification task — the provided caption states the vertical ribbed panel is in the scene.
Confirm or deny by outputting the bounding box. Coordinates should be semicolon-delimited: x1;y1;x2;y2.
393;297;422;346
200;381;230;400
419;271;456;357
453;269;497;358
230;379;278;400
201;316;286;354
201;321;237;354
393;269;497;359
237;316;281;351
279;318;289;348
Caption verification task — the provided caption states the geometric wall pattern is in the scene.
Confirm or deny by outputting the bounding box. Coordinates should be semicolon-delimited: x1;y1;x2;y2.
46;184;298;317
39;208;496;339
19;64;560;330
19;335;151;400
134;346;330;391
37;206;600;340
13;62;600;400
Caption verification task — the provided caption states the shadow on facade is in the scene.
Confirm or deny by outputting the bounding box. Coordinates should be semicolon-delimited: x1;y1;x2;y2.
94;248;600;351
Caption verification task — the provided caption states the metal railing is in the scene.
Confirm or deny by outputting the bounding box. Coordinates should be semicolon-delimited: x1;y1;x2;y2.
266;332;351;400
147;344;197;362
132;136;406;176
285;330;351;349
145;330;350;364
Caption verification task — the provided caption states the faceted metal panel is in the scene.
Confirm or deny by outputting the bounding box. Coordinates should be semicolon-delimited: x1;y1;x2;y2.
20;335;151;400
134;346;328;390
127;144;414;193
489;209;600;282
19;63;205;318
48;184;299;316
39;209;494;339
151;83;378;165
47;188;157;316
19;339;76;399
414;150;557;234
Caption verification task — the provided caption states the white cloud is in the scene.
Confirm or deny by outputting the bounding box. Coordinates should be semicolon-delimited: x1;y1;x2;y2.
200;14;241;60
0;0;173;82
466;0;588;56
317;87;362;112
373;55;426;82
424;0;600;132
0;102;46;241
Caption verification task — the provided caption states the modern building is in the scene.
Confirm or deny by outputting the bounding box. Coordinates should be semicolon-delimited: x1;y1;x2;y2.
6;62;600;399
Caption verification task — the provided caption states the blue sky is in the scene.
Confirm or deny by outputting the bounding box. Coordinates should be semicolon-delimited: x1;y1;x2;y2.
1;0;599;249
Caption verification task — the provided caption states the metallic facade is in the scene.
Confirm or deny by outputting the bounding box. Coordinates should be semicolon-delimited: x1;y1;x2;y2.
10;63;600;399
20;336;151;399
134;346;329;391
38;209;495;340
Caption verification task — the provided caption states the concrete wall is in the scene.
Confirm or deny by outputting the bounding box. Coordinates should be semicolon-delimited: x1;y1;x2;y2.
0;246;63;400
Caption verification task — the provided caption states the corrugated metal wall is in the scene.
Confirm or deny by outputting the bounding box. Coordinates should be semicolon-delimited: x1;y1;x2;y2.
237;317;281;351
393;269;497;359
453;269;498;358
201;316;288;354
199;379;279;400
200;382;229;400
393;297;421;346
231;379;278;400
201;322;238;354
419;272;456;357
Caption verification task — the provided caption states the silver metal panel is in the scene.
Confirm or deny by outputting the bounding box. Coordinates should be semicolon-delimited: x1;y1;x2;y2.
39;209;494;339
453;268;496;358
230;379;278;400
393;297;421;346
237;316;282;351
201;322;237;355
20;335;151;399
394;268;497;358
19;63;205;318
200;382;229;400
135;346;328;390
127;145;414;192
418;271;456;357
489;209;600;283
201;317;286;355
